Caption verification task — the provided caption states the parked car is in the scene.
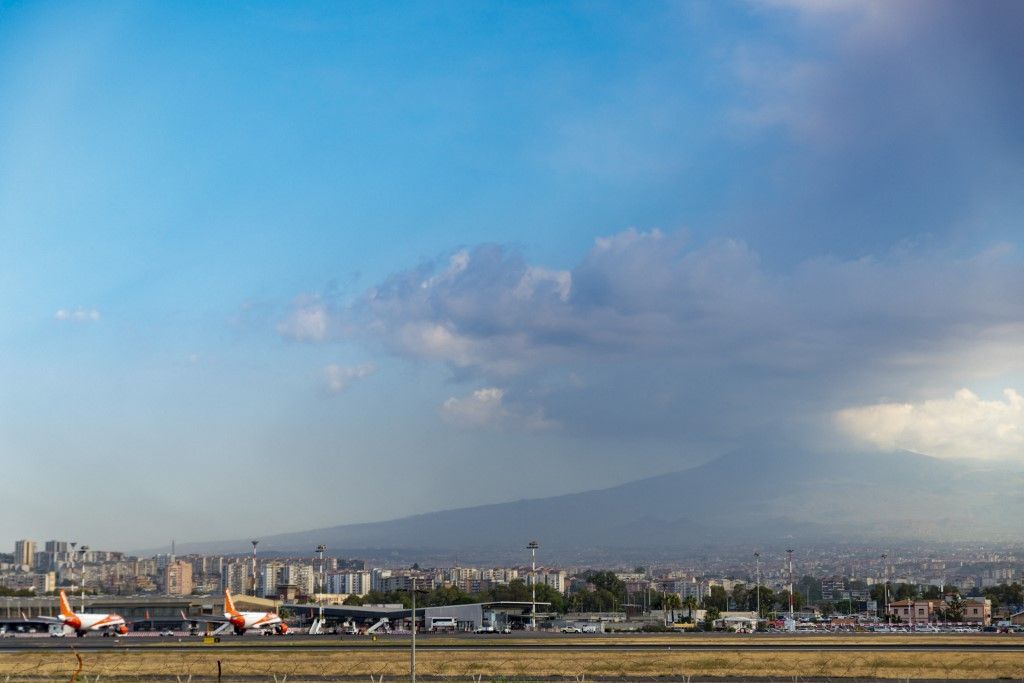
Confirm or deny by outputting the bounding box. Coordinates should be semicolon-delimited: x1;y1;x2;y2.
560;626;582;633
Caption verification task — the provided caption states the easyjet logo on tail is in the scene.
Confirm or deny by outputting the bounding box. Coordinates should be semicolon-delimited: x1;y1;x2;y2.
58;590;75;618
224;589;241;617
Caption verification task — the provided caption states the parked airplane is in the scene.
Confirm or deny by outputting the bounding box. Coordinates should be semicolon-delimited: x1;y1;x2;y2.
182;589;288;635
33;590;128;637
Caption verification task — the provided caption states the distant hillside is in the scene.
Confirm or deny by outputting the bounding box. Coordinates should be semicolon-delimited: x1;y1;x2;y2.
172;448;1024;560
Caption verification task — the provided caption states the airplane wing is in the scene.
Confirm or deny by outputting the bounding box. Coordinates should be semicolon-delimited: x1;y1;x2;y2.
24;612;62;624
180;611;229;624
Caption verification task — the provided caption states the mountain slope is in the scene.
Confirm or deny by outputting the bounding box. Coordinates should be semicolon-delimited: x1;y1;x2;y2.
175;448;1024;558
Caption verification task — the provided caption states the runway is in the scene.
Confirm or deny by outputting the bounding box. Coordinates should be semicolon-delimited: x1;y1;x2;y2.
2;635;1022;653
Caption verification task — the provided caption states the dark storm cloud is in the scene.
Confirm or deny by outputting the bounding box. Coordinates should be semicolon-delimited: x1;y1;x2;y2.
734;0;1024;257
275;0;1024;448
280;231;1024;440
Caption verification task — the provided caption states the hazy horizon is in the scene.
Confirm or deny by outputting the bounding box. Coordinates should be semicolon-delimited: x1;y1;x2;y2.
3;1;1023;551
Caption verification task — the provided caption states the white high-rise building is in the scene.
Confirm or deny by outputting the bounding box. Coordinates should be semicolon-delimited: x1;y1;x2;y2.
327;571;371;596
370;568;392;592
260;561;284;597
14;540;35;567
527;570;566;593
223;561;249;594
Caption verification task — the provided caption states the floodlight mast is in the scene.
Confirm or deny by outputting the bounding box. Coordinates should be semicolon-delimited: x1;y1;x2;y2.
786;549;794;620
754;552;761;622
527;541;539;630
316;544;327;622
251;540;259;596
80;545;90;611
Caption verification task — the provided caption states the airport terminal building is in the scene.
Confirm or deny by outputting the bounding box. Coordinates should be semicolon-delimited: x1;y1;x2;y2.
286;600;550;632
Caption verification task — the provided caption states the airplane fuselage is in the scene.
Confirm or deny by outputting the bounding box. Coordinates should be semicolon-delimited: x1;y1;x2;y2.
59;612;126;633
228;611;283;633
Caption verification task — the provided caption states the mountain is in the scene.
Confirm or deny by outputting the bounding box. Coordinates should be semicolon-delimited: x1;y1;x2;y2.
173;448;1024;561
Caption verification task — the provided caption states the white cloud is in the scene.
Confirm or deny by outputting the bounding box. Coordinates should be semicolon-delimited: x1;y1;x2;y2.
835;388;1024;462
513;266;571;303
323;363;376;394
277;297;329;341
441;387;556;432
54;307;100;323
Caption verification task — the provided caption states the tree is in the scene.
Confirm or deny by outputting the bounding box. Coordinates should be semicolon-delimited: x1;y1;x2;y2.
703;607;721;630
748;586;775;618
945;594;965;622
894;583;918;600
775;589;803;613
731;583;748;612
683;595;699;623
795;575;822;604
581;571;627;602
662;593;682;622
983;582;1024;611
704;585;728;611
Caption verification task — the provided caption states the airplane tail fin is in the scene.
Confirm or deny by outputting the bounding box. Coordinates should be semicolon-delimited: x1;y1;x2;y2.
224;589;240;616
58;590;75;618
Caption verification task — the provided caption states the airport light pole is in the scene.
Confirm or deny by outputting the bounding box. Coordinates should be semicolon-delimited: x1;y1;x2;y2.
406;576;427;683
69;542;77;603
315;544;327;623
527;541;539;631
881;553;888;623
251;540;259;597
786;549;794;620
754;552;761;621
79;545;90;611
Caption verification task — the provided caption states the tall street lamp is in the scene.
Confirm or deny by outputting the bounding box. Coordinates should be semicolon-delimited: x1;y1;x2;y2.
69;542;77;604
786;549;794;620
881;553;889;624
315;544;327;624
251;540;259;597
754;552;761;622
79;545;90;611
527;541;539;630
405;575;428;683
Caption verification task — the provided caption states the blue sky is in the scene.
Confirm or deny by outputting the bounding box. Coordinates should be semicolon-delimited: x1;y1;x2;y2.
2;1;1023;550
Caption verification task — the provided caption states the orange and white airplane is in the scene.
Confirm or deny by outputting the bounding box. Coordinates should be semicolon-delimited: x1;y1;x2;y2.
35;590;128;637
182;589;288;635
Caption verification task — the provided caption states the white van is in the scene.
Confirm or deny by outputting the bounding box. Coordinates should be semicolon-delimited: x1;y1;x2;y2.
430;617;458;632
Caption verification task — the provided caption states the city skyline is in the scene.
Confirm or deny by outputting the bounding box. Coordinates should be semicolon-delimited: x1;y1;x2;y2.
2;1;1024;550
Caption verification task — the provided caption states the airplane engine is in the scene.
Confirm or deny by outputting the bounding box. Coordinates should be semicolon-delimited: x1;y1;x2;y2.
276;623;289;635
117;625;129;635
